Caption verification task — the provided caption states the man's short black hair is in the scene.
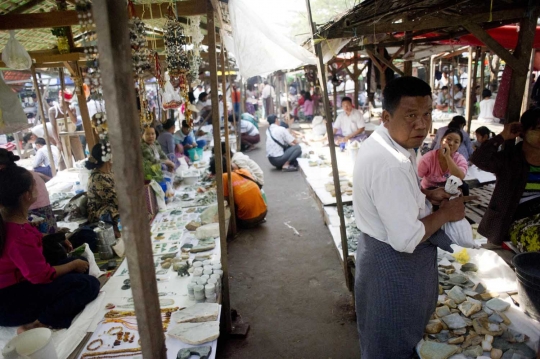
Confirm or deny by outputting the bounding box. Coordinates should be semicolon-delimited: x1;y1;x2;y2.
341;96;352;104
228;114;235;123
481;89;492;98
267;115;278;125
22;133;33;144
181;120;190;128
521;108;540;133
198;92;208;101
35;137;46;146
455;84;463;91
449;115;466;128
162;118;175;130
382;76;432;115
209;155;227;175
441;86;449;90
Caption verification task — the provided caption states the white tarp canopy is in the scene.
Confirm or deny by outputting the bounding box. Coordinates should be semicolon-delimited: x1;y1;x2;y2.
228;0;317;79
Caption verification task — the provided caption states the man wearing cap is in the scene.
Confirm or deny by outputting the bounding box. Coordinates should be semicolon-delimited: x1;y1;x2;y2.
48;92;84;161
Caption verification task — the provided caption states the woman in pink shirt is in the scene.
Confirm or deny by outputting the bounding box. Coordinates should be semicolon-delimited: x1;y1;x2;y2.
418;128;468;189
0;151;99;333
303;92;314;122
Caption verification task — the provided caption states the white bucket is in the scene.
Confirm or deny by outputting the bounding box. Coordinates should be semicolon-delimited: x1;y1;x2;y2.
12;328;57;359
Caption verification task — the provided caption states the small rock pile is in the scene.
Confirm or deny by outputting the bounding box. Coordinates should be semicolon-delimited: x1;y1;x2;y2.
418;254;535;359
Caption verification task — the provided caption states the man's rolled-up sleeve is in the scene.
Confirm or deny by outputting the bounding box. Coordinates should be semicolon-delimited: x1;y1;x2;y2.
372;166;426;253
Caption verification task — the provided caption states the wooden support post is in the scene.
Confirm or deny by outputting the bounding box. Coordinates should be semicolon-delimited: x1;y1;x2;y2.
505;5;539;122
331;67;338;119
226;59;240;152
221;46;237;235
521;49;536;114
65;61;97;150
207;0;233;333
306;0;352;291
404;31;413;76
479;49;486;91
30;66;57;177
275;72;281;119
92;1;166;358
285;72;292;123
465;46;474;133
59;68;72;169
429;55;436;89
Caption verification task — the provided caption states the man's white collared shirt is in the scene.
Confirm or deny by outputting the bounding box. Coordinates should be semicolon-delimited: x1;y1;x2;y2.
353;125;429;253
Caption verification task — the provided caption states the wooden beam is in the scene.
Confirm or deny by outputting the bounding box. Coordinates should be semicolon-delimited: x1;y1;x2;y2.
92;1;166;358
72;61;98;149
465;46;474;129
367;47;405;76
329;8;526;39
0;1;206;30
0;10;78;30
462;22;528;76
307;0;352;291
139;1;207;19
220;47;237;234
30;66;57;177
207;0;233;334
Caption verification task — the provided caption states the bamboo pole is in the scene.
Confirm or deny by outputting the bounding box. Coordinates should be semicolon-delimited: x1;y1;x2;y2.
221;46;237;235
306;0;352;291
479;49;486;91
465;46;474;133
521;49;536;114
207;0;233;333
226;57;240;151
92;1;165;357
285;72;292;124
30;66;57;177
59;68;72;169
467;47;481;134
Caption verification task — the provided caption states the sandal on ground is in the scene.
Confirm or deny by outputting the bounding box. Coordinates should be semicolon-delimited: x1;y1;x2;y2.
282;166;298;172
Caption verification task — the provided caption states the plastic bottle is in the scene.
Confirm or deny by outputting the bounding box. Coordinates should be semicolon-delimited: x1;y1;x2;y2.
73;181;84;194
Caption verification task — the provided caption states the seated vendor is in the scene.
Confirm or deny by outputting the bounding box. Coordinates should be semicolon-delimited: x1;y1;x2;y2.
0;161;99;333
209;155;267;228
141;125;175;172
0;149;57;235
85;144;121;237
229;115;260;152
435;86;450;111
33;138;60;179
333;96;367;144
175;120;206;151
418;128;468;193
471;108;540;252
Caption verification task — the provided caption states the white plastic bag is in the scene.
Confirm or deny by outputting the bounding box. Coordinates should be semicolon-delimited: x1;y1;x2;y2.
1;31;32;70
81;243;105;277
442;176;479;248
0;76;30;134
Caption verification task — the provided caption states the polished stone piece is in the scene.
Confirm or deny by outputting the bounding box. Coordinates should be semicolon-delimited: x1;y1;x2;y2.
486;298;510;312
418;340;458;359
462;345;483;358
441;313;467;329
447;286;466;304
177;346;211;359
460;263;478;272
490;348;503;359
448;336;464;344
425;320;444;334
436;306;451;318
172;303;219;323
168;321;220;345
458;298;482;317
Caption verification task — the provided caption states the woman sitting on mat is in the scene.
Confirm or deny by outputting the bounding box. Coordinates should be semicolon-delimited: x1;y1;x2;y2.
0;162;99;333
209;156;267;228
418;128;468;192
141;125;175;172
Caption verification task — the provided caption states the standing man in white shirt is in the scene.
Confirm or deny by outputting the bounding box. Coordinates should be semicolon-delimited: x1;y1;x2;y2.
352;77;474;358
261;81;275;118
333;96;366;144
32;138;60;179
265;115;301;172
